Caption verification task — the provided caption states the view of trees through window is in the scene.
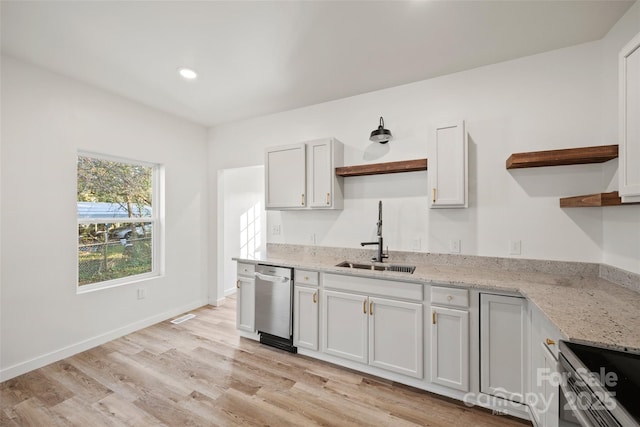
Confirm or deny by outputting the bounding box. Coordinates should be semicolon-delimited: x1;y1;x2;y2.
77;154;156;287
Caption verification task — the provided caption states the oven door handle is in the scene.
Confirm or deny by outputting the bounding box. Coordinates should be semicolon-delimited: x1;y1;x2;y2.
254;272;289;283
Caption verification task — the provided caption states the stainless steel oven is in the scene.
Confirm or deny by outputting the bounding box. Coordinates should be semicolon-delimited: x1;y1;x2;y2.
254;264;296;353
558;341;639;427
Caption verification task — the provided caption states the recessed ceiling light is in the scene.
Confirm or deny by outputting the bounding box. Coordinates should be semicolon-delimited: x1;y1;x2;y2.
178;68;197;80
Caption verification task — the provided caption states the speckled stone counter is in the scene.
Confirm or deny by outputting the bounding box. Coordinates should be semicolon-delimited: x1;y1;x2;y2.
234;244;640;355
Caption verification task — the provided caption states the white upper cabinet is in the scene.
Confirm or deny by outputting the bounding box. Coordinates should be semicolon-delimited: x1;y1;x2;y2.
265;138;343;210
619;31;640;203
307;138;344;209
429;120;468;208
265;143;306;209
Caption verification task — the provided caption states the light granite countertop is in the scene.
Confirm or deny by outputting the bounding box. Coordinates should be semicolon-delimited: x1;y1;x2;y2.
234;244;640;355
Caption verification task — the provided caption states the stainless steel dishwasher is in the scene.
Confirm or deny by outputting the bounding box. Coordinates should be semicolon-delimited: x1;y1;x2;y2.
254;264;296;353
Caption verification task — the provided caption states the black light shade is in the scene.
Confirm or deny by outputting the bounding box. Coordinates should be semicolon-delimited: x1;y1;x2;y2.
370;116;392;144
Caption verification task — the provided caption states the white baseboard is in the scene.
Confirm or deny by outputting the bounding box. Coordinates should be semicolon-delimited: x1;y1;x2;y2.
0;299;207;382
224;287;237;297
209;296;226;306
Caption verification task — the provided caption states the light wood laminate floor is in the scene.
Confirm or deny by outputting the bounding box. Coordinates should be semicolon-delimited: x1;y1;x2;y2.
1;296;530;426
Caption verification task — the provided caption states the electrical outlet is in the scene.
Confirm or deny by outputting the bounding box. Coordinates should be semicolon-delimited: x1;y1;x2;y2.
449;239;461;253
309;233;316;244
411;238;421;251
137;288;145;300
509;240;521;255
270;224;281;235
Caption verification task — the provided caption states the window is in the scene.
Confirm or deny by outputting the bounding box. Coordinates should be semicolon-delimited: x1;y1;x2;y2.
240;202;262;260
77;153;162;291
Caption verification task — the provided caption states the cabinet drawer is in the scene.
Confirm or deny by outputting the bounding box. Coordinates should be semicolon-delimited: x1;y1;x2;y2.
237;263;255;277
431;286;468;308
295;270;319;286
324;273;423;301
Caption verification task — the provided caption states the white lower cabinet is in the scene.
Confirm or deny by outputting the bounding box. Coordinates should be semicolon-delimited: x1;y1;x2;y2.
293;285;319;351
480;293;527;403
430;306;470;391
236;263;255;333
529;307;561;427
369;296;423;378
322;290;368;363
322;289;423;378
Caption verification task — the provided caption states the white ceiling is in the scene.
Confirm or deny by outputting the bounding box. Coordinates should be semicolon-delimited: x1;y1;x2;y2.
1;1;635;127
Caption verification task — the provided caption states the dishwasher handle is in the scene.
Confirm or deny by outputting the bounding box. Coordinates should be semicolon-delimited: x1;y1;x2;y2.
254;272;289;283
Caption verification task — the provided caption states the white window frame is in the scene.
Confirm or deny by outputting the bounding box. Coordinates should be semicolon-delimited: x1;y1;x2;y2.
77;151;164;293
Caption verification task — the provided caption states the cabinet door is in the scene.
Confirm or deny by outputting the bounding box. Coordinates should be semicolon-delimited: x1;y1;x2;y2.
236;277;255;332
368;297;423;378
430;120;467;208
541;344;560;427
265;143;306;209
529;307;546;426
322;290;368;364
480;294;527;403
307;139;333;208
530;307;561;427
619;32;640;202
430;306;469;391
294;286;319;351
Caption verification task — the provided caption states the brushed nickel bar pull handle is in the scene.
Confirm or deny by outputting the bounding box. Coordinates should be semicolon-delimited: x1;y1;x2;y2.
236;280;240;289
326;192;330;205
313;292;317;304
370;302;373;316
432;188;437;203
432;311;437;324
301;194;305;206
363;299;367;314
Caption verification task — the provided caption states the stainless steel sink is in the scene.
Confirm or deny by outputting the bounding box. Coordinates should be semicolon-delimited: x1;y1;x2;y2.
335;261;416;274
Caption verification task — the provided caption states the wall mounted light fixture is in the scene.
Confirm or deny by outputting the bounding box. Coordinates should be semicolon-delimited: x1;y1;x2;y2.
369;116;392;144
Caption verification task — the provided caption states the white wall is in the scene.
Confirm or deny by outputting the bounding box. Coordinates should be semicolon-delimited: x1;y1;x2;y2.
0;56;209;380
209;38;621;302
601;1;640;274
220;166;265;297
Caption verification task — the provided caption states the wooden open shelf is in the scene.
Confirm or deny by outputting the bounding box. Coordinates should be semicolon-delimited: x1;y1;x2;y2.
559;191;640;207
336;158;427;177
506;145;618;169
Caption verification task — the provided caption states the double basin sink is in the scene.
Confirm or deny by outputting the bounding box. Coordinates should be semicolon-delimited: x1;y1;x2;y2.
336;261;416;274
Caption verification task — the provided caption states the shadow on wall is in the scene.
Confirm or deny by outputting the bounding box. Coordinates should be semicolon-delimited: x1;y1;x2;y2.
363;140;391;161
507;163;611;198
560;206;604;250
427;135;478;255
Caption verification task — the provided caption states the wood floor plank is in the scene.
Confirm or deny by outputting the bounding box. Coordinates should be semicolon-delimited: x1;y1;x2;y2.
92;393;166;427
0;409;21;427
132;391;212;427
7;397;72;427
3;371;73;408
51;396;121;427
40;360;113;404
1;296;530;427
